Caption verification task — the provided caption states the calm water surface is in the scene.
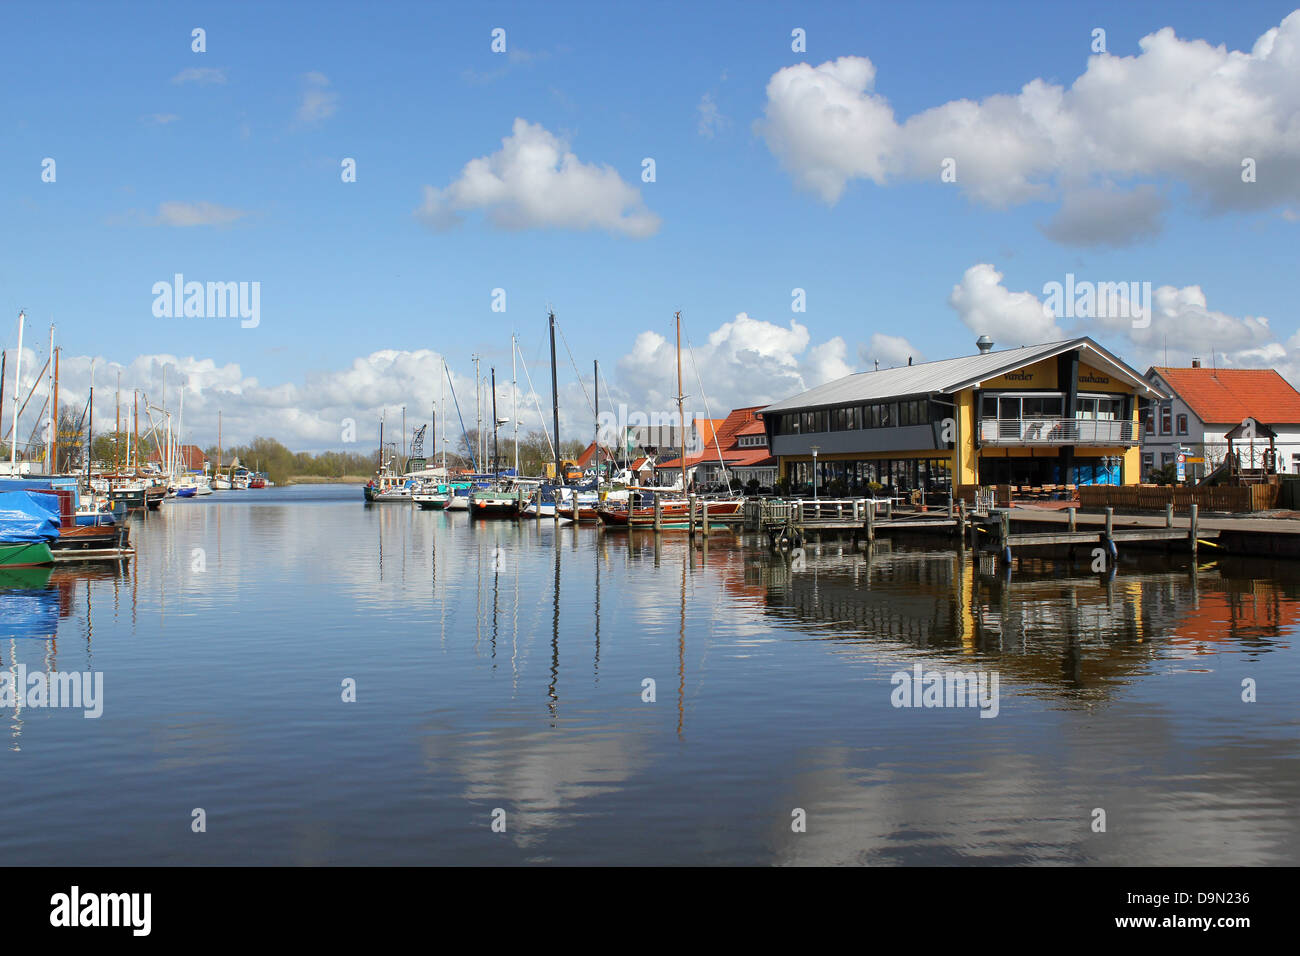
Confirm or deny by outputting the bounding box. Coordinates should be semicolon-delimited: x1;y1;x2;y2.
2;484;1296;865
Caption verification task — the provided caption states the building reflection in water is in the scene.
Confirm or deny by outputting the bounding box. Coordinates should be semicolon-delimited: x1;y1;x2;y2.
722;538;1294;703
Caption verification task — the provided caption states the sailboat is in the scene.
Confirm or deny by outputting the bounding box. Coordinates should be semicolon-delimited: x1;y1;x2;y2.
597;310;744;529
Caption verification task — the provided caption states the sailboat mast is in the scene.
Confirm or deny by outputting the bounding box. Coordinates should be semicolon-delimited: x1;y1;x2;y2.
593;359;599;479
491;366;499;475
52;340;59;473
86;359;93;480
676;311;687;495
46;324;54;472
10;311;23;469
439;359;446;469
378;410;384;471
512;334;518;475
549;311;560;483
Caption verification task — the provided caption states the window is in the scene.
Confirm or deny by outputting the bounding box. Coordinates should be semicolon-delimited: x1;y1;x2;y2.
1161;452;1174;466
981;395;997;418
880;404;892;428
1160;405;1172;435
1142;453;1154;469
1176;414;1188;435
1145;408;1154;435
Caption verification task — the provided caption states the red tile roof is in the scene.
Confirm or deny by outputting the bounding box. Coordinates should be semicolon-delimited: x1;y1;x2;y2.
657;407;773;470
1152;368;1300;424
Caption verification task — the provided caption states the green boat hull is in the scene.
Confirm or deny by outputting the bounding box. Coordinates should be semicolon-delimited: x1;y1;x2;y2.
0;542;55;569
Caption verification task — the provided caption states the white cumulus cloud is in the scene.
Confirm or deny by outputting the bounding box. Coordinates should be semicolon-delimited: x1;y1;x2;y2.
757;11;1300;239
416;118;661;238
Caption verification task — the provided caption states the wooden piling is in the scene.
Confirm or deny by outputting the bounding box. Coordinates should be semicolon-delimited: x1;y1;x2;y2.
1190;503;1199;559
1068;506;1076;532
1165;503;1174;528
702;500;709;538
654;496;662;533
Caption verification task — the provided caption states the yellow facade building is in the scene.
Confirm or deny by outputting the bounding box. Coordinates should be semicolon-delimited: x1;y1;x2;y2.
762;336;1167;496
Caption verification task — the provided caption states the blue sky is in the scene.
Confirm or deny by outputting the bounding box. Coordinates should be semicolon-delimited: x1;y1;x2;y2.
2;0;1298;449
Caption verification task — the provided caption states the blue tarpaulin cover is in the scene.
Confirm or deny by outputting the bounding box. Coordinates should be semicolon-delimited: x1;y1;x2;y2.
0;491;60;544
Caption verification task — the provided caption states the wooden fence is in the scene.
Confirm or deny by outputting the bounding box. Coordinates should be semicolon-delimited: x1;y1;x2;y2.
1078;483;1278;513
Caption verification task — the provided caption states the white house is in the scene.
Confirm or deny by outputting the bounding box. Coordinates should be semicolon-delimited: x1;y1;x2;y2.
1142;364;1300;480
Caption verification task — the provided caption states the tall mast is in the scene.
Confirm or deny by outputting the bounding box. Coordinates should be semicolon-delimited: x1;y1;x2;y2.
490;366;499;475
133;390;139;472
676;311;687;495
10;311;23;469
46;324;54;472
217;409;222;471
512;334;519;475
593;359;600;479
51;339;59;473
0;351;6;465
401;404;406;468
86;359;94;479
549;311;561;483
378;409;384;471
439;359;446;469
472;354;481;473
178;384;185;476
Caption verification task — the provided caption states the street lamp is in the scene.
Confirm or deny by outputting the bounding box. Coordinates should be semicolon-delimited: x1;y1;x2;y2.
811;445;820;500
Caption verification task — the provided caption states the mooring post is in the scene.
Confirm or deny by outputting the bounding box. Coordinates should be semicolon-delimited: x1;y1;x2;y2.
1000;510;1011;565
866;502;875;542
702;500;710;538
688;494;697;538
886;498;893;521
654;495;662;533
1105;506;1113;538
947;492;954;518
1068;506;1076;533
1165;503;1174;528
1190;503;1199;559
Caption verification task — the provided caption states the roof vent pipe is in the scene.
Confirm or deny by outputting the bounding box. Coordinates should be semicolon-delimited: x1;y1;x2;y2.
1192;358;1201;368
976;335;994;354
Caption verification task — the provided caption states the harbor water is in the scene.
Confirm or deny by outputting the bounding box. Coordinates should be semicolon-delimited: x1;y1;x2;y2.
1;484;1296;865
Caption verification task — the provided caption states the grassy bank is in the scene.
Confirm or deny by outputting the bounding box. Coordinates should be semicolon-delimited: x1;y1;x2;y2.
286;475;371;485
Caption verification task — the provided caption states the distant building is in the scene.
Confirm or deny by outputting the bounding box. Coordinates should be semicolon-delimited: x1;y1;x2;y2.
149;444;209;473
656;406;776;489
762;336;1165;495
1143;364;1300;480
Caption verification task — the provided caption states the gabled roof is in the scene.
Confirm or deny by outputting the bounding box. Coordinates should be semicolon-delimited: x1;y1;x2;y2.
763;337;1165;414
658;407;772;470
1149;367;1300;425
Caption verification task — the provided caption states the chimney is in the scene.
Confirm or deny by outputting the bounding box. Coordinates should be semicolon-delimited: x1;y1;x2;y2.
908;356;913;366
976;335;994;354
1192;358;1201;368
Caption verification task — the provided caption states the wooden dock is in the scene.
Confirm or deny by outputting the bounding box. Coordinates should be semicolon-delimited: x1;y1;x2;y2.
746;495;987;550
974;504;1218;569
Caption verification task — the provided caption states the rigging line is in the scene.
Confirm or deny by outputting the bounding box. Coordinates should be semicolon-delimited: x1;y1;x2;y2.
598;373;624;466
555;318;595;415
444;361;478;473
514;336;556;463
684;328;734;495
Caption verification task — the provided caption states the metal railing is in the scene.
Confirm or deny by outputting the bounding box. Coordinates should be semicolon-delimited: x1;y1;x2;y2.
979;417;1137;445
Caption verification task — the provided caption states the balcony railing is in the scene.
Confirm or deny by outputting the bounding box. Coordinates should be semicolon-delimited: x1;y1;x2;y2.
979;417;1137;446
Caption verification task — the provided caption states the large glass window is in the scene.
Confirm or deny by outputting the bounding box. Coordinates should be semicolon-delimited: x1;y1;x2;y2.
1160;405;1172;434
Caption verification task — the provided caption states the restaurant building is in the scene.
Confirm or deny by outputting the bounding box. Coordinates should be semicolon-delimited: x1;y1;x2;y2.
761;336;1167;496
